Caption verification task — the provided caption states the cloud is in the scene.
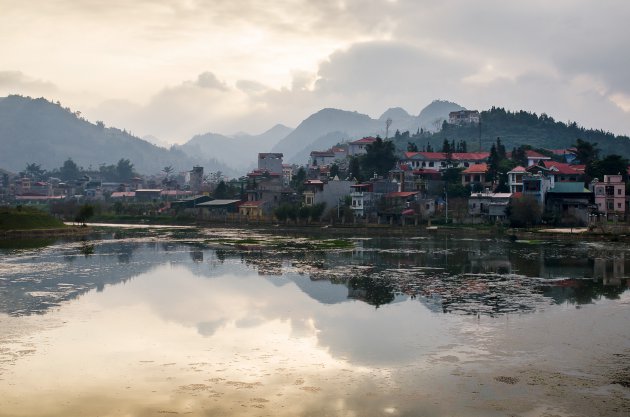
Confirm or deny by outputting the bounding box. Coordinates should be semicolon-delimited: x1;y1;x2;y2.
193;72;228;91
0;71;58;96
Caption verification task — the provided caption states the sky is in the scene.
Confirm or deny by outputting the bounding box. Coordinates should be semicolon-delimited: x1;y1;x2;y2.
1;0;629;144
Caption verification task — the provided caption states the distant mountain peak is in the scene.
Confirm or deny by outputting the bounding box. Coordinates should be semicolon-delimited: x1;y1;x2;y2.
379;107;411;121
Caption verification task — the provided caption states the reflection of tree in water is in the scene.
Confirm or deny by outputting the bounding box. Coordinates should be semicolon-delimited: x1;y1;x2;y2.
347;276;395;307
542;279;628;305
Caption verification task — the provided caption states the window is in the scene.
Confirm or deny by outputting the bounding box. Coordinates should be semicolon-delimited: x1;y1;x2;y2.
618;188;622;195
618;203;622;209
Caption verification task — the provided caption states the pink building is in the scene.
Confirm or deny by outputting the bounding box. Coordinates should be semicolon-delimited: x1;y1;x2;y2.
589;175;626;219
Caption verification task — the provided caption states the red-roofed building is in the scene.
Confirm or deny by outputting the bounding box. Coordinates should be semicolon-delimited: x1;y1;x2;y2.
525;150;551;166
461;163;489;187
542;161;584;183
348;137;377;156
508;166;527;193
401;151;490;172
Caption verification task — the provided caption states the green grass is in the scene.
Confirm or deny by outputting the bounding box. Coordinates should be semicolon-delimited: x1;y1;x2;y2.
0;206;66;231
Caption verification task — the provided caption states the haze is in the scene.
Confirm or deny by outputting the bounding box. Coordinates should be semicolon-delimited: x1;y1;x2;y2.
1;0;629;144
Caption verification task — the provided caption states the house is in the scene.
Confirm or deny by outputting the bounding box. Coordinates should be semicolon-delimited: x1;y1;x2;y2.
525;150;551;166
401;152;489;172
135;189;162;201
197;199;241;217
545;183;593;226
257;153;284;174
468;191;512;221
170;195;212;209
589;175;626;219
378;191;419;224
448;110;480;125
309;150;336;167
522;174;552;206
189;166;204;193
548;148;578;164
238;200;267;218
348;137;377;156
543;161;584;183
303;177;354;211
461;163;489;188
350;183;373;218
507;166;527;193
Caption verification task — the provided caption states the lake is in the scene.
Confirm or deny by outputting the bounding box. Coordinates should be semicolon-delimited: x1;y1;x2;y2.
0;227;629;416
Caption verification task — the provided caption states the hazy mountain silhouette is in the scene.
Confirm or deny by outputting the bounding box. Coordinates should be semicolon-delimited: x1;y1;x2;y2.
270;101;466;164
0;95;236;175
178;124;293;171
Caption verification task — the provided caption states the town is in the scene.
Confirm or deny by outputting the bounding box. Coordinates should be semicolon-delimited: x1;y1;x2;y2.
1;111;627;230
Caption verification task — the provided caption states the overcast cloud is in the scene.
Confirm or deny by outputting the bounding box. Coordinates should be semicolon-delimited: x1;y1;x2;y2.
1;0;628;143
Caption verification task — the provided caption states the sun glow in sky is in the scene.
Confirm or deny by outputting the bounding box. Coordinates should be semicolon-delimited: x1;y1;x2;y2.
1;0;629;143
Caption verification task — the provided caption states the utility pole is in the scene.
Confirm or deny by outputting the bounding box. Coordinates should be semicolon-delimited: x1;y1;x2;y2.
385;118;392;140
445;187;448;224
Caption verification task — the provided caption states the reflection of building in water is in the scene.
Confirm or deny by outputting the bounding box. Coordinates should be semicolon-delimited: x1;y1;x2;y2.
593;252;625;285
190;250;204;263
467;255;512;274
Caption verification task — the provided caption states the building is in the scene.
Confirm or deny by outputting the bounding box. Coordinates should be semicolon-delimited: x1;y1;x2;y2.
522;174;552;206
525;150;551;167
350;183;373;218
448;110;480;125
189;166;204;193
309;150;336;167
590;175;626;219
348;137;377;156
303;177;354;210
507;166;527;193
468;192;512;221
257;153;284;174
545;182;593;226
461;163;489;188
401;152;489;172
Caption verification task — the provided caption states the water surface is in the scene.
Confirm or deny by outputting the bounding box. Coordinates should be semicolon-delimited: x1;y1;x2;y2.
1;228;628;416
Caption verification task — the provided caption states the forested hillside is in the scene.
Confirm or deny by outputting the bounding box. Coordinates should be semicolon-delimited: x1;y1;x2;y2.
404;107;630;157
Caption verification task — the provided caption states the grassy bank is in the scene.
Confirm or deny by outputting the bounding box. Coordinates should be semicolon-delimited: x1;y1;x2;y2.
0;206;93;239
0;206;66;230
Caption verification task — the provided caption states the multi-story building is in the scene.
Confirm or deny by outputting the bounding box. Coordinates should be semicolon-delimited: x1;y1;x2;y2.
348;137;377;156
448;110;480;125
401;152;489;172
590;175;626;219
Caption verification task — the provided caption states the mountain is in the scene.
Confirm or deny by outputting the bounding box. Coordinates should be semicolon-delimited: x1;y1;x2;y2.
408;107;630;158
178;124;293;172
417;100;466;131
270;102;466;164
0;95;235;175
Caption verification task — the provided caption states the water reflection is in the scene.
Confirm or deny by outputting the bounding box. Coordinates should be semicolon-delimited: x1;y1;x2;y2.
0;233;628;318
1;231;629;417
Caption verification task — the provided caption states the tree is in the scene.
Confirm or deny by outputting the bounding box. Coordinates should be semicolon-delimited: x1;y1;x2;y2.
290;167;307;193
74;204;95;226
587;154;629;181
214;180;227;198
361;136;396;178
441;139;451;153
573;139;599;165
25;163;45;180
59;158;80;181
407;142;418;152
115;159;135;182
329;163;340;178
349;156;361;181
162;165;174;180
507;196;542;227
